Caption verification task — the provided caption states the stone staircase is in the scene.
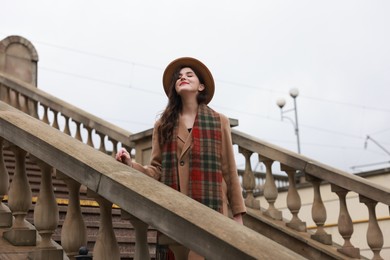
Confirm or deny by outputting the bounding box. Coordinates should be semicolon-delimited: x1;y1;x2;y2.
1;35;389;259
2;148;158;259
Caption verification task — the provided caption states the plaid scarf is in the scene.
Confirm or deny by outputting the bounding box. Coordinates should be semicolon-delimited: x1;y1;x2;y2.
161;104;223;213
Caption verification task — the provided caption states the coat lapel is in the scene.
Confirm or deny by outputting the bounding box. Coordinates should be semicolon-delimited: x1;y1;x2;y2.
177;117;192;158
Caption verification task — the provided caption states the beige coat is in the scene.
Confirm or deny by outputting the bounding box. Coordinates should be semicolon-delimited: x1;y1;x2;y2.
133;113;246;217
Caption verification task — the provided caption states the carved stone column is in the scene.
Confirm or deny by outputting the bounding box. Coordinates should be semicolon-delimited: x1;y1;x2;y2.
29;155;63;259
238;147;260;209
0;138;12;227
41;105;50;125
109;139;118;157
0;84;10;104
57;171;87;259
89;190;120;260
331;184;359;258
97;132;107;153
28;99;39;119
63;115;72;136
85;126;94;147
122;210;151;260
3;144;36;246
261;157;282;220
360;195;384;260
51;110;60;130
74;121;83;142
282;165;306;232
305;174;331;245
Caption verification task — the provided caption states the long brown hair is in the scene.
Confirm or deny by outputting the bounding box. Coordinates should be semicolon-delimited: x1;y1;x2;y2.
158;66;207;145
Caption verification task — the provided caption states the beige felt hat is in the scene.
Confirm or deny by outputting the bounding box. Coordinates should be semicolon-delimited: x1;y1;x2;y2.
162;57;215;104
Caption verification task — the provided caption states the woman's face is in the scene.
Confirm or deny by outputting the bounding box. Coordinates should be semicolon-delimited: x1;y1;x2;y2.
175;67;205;99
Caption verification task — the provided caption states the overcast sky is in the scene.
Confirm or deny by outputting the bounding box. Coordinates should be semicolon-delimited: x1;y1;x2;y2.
2;0;390;173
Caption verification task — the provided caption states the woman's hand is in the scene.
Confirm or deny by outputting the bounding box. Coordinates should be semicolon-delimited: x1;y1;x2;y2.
233;213;243;225
115;148;133;167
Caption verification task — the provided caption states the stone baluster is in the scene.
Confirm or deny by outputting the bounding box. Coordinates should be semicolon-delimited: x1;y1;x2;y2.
281;165;306;232
0;84;10;103
254;173;264;195
28;99;39;119
359;196;384;260
97;132;107;153
41;104;50;125
122;210;151;260
238;147;260;209
51;110;60;130
88;190;120;260
63;115;72;136
305;174;332;244
0;138;12;227
3;144;36;246
8;89;17;108
109;138;118;157
85;126;94;147
5;87;11;104
29;155;63;259
14;91;22;111
331;184;360;258
57;171;87;258
19;93;29;114
74;121;83;142
261;157;282;220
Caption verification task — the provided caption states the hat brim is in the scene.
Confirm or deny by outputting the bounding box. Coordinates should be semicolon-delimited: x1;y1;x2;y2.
162;57;215;104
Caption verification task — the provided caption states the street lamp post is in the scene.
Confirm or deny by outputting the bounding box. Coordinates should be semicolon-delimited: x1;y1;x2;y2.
276;88;301;154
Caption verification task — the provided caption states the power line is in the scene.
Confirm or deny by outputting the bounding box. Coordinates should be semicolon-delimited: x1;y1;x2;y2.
38;67;389;153
39;65;387;147
32;39;390;114
220;80;390;113
216;79;279;94
24;39;390;149
214;104;369;141
369;128;390;136
1;33;390;114
266;138;380;152
300;95;390;113
40;67;163;96
213;104;278;121
300;124;363;140
36;41;162;71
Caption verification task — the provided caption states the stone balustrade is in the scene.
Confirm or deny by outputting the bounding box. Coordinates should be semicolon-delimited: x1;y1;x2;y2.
232;129;390;260
1;72;389;259
0;101;303;259
130;120;390;259
0;72;133;156
1;35;389;259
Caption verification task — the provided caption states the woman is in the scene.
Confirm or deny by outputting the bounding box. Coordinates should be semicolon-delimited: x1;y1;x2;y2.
116;57;246;259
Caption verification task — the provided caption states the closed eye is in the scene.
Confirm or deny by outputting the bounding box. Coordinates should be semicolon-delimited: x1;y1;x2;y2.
177;72;194;79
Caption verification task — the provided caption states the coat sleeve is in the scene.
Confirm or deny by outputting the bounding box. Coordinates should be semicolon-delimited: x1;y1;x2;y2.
220;114;247;216
131;121;162;181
